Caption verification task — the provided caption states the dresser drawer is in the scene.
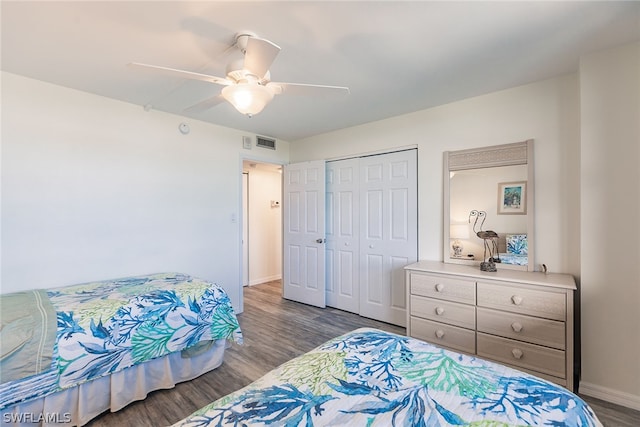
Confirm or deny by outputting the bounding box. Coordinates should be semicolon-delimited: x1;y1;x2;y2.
410;317;475;354
477;333;565;379
477;307;565;350
477;282;566;321
410;273;476;304
411;295;476;329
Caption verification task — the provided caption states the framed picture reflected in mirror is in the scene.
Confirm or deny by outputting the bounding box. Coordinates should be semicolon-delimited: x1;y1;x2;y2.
498;181;527;215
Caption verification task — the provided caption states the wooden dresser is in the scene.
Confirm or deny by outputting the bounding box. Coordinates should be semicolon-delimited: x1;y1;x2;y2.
405;260;576;390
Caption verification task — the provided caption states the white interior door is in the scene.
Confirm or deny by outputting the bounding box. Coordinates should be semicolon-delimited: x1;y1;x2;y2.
326;158;359;313
359;150;418;326
283;160;326;308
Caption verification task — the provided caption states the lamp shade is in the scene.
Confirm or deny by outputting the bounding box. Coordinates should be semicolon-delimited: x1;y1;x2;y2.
222;83;274;116
450;224;470;240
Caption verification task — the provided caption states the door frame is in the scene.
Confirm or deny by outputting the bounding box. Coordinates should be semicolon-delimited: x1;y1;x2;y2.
242;172;249;287
238;156;285;314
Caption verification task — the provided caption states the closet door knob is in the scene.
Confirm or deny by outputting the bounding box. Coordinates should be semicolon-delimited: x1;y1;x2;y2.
511;295;523;305
435;307;445;316
316;238;325;244
511;348;524;359
511;322;523;333
435;330;445;339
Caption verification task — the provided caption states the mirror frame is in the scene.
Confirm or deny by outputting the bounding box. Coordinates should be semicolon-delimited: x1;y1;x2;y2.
443;140;535;271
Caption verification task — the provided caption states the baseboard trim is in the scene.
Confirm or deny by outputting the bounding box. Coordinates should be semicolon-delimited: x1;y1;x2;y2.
579;381;640;411
248;275;282;286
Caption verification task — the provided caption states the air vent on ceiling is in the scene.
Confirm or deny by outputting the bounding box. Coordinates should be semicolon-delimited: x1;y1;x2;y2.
256;136;276;150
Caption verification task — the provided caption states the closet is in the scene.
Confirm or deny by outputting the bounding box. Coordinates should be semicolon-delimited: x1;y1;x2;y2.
325;149;417;326
283;149;417;326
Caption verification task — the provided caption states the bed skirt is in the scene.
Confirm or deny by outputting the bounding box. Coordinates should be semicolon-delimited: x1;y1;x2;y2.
1;339;228;427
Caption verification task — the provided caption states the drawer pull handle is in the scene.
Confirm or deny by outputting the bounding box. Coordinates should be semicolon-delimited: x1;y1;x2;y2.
435;330;445;339
511;295;523;305
511;322;523;333
435;307;445;316
511;348;524;359
435;283;444;292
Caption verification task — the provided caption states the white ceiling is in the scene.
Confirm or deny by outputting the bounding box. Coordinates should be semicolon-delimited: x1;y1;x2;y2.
2;1;639;142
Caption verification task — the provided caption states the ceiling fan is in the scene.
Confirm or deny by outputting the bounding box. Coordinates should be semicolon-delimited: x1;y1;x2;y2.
129;32;349;117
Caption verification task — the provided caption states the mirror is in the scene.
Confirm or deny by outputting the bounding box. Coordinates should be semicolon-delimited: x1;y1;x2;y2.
443;140;535;271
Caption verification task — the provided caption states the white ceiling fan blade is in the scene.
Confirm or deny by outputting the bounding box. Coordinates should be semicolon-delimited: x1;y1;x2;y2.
128;62;232;86
243;37;281;79
267;82;350;97
183;95;225;114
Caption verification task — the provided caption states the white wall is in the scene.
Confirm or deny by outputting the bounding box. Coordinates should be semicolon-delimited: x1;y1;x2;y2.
0;72;290;313
244;166;282;285
291;74;581;278
578;42;640;409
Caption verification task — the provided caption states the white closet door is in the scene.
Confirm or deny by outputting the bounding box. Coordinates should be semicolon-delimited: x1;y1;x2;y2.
283;160;326;308
359;150;418;326
326;158;359;313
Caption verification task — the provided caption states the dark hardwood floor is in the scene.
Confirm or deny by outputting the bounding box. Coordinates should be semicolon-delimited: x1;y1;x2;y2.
89;280;639;427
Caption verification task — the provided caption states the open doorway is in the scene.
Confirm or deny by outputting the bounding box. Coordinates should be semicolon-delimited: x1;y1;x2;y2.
242;160;283;288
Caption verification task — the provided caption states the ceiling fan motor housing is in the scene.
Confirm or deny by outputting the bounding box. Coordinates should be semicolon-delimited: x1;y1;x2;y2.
226;59;270;85
234;31;257;54
226;58;247;82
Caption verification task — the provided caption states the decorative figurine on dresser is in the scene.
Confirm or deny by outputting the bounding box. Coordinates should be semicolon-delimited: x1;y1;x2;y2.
469;209;500;271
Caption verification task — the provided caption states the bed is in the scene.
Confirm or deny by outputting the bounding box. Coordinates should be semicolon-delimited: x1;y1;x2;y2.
0;272;242;426
173;328;601;427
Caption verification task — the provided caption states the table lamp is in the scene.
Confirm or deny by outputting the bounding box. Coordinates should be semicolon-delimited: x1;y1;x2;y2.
450;223;470;258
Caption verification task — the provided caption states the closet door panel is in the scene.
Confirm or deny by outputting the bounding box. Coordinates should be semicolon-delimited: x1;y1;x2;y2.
326;159;359;313
359;150;418;326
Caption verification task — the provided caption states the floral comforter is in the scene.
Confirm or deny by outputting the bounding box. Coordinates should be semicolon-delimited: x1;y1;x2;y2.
174;328;601;427
0;272;242;409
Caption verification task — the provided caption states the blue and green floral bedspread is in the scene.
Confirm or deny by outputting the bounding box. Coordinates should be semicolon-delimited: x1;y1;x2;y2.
0;272;242;409
173;328;601;427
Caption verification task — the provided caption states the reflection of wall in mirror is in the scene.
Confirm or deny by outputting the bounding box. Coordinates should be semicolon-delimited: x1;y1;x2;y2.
450;165;527;261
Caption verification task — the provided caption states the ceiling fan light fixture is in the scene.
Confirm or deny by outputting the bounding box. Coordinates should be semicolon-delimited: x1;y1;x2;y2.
222;83;274;117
